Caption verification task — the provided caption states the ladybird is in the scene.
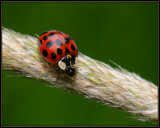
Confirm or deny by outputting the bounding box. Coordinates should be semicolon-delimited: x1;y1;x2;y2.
38;30;78;76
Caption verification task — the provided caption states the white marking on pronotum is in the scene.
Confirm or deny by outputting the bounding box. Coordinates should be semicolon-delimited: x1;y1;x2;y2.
58;58;66;70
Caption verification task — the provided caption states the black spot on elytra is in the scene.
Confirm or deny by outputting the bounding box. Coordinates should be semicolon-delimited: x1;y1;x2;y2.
49;32;55;37
39;40;42;47
43;36;48;41
46;41;54;48
64;37;70;44
56;39;63;46
51;52;56;59
65;48;70;55
71;44;75;51
57;48;62;55
42;49;48;57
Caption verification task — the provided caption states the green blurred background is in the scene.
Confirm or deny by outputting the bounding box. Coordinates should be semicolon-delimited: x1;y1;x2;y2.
2;2;158;126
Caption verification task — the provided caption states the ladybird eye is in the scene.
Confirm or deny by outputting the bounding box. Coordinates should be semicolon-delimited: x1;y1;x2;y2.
58;60;66;70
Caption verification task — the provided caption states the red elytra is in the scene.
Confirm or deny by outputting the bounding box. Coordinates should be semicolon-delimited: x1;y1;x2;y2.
38;30;78;64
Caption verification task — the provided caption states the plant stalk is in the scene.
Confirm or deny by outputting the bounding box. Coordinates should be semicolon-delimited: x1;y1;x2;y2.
2;27;158;122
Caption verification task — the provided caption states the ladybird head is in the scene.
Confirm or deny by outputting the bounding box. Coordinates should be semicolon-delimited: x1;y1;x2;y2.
58;54;77;76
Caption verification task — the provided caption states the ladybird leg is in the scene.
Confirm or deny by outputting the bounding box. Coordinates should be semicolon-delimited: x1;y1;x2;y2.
55;68;62;82
56;65;60;70
72;65;78;80
46;63;52;68
56;71;59;81
72;64;78;73
71;71;78;81
55;64;63;82
73;66;78;75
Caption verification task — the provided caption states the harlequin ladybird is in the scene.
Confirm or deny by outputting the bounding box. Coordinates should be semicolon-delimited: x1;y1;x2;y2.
38;30;78;76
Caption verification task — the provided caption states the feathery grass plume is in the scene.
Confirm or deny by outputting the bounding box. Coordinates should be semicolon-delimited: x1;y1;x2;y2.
2;27;158;122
